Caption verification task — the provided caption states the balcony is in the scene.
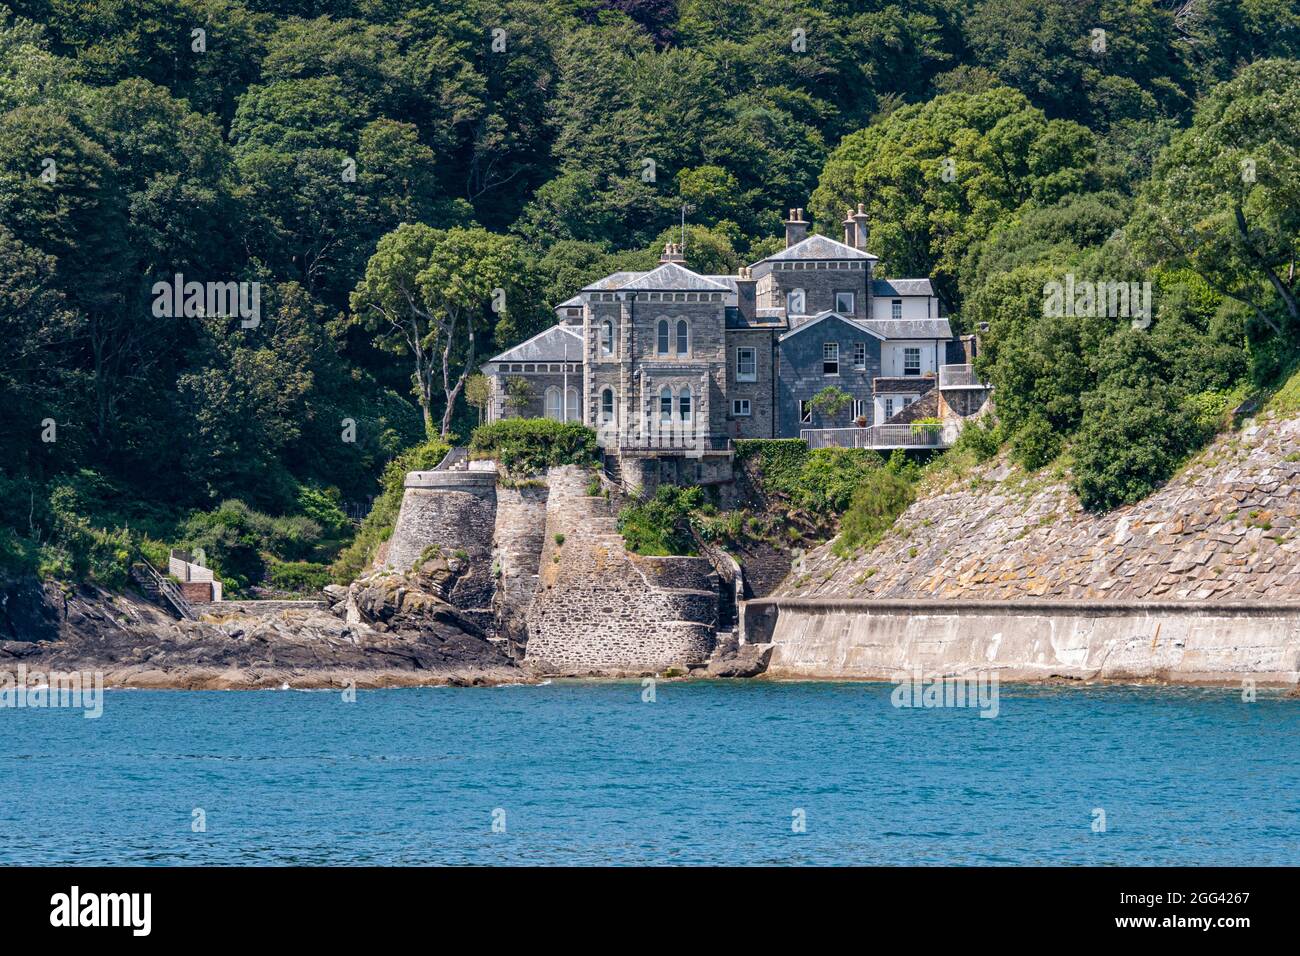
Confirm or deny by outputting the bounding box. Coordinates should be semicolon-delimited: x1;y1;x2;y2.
938;364;984;389
801;422;960;450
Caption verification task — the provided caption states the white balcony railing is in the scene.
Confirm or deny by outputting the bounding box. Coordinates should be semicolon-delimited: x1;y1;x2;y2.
801;421;961;450
938;364;983;389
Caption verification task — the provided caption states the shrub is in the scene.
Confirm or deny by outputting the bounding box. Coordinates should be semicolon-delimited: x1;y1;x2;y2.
469;419;597;475
833;468;916;557
736;439;882;514
180;500;325;593
1010;413;1062;471
793;448;884;512
952;417;1002;462
1072;383;1209;512
617;485;706;555
295;485;352;540
267;559;331;593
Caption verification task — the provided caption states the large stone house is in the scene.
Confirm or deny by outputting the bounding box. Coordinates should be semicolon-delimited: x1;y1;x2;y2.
481;204;981;491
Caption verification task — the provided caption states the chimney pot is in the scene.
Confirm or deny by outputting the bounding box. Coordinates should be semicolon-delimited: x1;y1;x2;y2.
783;206;810;248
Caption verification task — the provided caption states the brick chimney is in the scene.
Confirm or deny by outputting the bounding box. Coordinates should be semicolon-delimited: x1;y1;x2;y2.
850;203;870;251
842;208;856;246
783;208;809;247
735;266;756;322
660;241;685;264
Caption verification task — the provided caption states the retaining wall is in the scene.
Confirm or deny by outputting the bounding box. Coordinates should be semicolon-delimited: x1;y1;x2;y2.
743;598;1300;685
524;465;719;672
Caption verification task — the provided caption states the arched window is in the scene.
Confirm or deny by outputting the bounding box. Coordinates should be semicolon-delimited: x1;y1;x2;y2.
679;384;693;423
600;320;613;356
659;386;673;422
565;387;580;422
787;288;806;314
544;386;563;421
656;319;670;355
600;387;615;424
675;319;689;356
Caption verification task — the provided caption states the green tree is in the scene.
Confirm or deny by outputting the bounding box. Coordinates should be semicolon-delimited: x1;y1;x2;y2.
351;224;529;437
1130;59;1300;338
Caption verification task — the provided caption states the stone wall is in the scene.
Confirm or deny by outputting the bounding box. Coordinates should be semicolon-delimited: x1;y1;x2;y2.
776;314;881;436
524;465;719;672
491;483;549;654
744;598;1300;686
385;469;498;625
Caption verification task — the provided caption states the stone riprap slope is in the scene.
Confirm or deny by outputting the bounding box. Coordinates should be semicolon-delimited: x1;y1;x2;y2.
782;411;1300;603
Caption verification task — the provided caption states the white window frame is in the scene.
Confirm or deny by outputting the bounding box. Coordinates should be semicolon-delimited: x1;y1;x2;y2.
736;347;757;382
852;398;866;421
891;299;903;320
732;398;751;417
884;397;895;420
544;386;563;421
853;341;866;369
823;342;839;376
903;347;921;376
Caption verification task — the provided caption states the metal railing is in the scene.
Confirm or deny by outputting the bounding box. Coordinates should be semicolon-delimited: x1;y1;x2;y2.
134;560;196;620
938;364;983;389
801;422;960;450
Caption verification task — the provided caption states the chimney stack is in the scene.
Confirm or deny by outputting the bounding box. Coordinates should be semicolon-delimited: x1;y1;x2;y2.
735;266;756;322
850;202;870;251
783;208;809;248
660;241;686;264
842;208;856;246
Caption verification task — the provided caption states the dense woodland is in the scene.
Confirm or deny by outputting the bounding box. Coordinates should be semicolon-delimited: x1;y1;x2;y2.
0;0;1296;590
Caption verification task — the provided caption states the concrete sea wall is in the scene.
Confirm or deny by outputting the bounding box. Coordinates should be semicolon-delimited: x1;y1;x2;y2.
744;598;1300;686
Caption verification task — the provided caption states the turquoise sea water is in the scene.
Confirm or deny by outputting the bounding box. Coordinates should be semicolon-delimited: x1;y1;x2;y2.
0;681;1295;865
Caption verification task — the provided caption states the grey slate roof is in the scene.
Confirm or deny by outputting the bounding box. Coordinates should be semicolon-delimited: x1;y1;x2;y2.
581;271;646;291
616;262;730;292
555;294;583;309
726;306;788;330
703;275;739;292
484;324;583;364
864;319;953;339
758;234;878;262
871;278;935;297
779;310;885;342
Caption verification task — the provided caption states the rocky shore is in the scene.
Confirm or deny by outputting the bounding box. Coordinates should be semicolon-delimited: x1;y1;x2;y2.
0;560;522;690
